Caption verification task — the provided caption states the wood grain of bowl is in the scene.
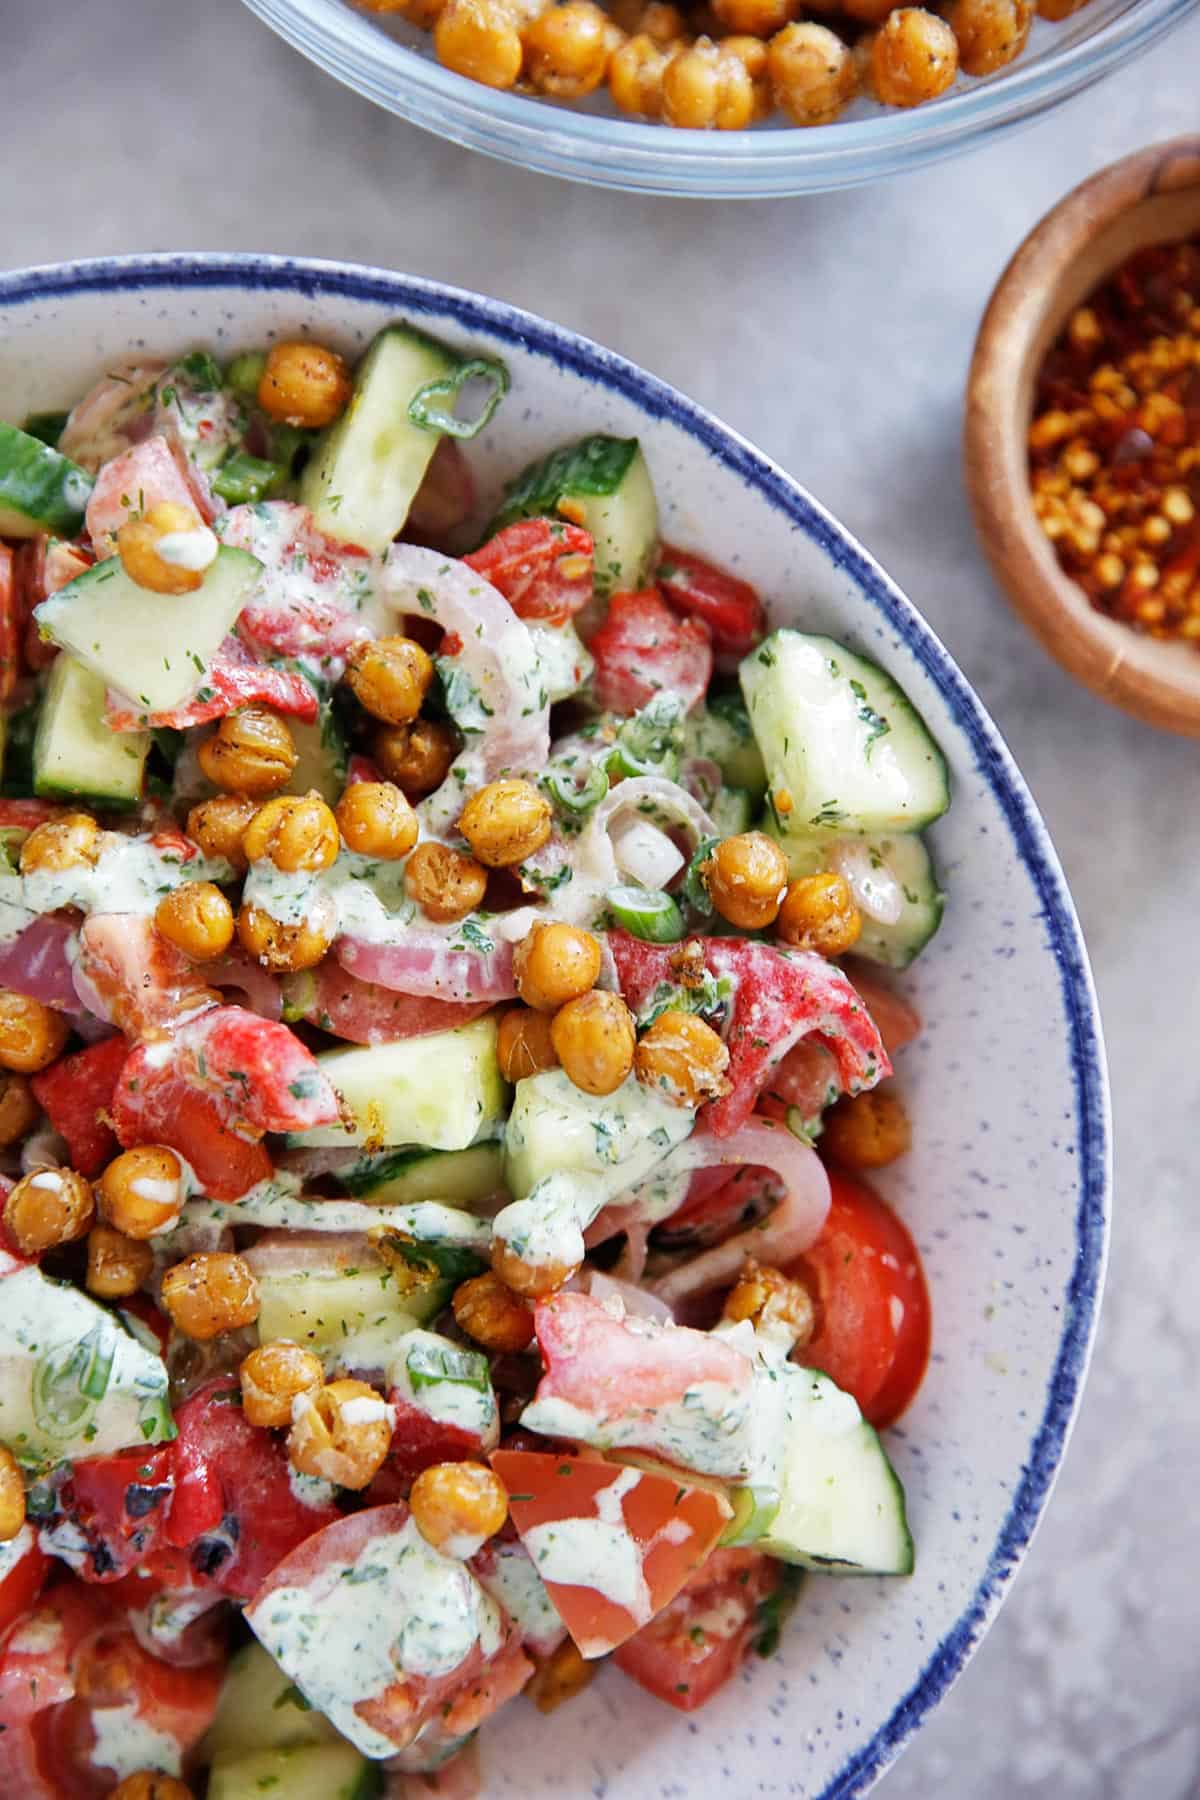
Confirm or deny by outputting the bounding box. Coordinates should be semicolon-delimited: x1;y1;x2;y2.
966;136;1200;737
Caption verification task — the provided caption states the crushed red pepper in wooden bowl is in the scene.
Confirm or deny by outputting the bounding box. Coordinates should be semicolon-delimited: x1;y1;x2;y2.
1029;239;1200;643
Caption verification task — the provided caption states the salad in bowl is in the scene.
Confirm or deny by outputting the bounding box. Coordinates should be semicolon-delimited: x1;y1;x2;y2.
0;321;948;1796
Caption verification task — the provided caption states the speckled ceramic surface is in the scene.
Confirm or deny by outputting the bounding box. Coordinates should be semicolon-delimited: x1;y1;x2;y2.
0;256;1111;1798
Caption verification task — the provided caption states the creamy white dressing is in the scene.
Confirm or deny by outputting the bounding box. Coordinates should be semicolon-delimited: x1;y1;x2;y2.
338;1395;393;1425
175;1184;491;1252
473;1542;565;1658
88;1700;182;1780
37;1516;94;1574
287;1466;338;1511
387;1328;499;1449
522;1466;652;1648
249;1515;503;1760
243;849;413;945
156;524;219;572
129;1585;219;1654
521;1376;758;1483
19;833;228;923
526;619;593;705
0;1524;37;1583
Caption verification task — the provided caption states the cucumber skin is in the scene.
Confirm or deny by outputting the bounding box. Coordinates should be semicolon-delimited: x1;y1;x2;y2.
33;656;149;811
488;435;658;595
0;423;93;539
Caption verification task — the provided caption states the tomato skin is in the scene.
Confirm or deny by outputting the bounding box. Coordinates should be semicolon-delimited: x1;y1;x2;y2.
287;962;493;1046
113;1073;273;1202
465;519;594;626
30;1037;127;1177
0;1583;110;1724
0;1530;50;1638
166;1377;341;1599
614;1548;779;1712
787;1169;931;1428
367;1396;489;1498
77;914;217;1041
656;546;765;661
588;590;712;715
50;1445;176;1582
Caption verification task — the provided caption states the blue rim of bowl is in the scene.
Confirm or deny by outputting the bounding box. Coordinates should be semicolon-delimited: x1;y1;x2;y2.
237;0;1199;197
0;254;1111;1795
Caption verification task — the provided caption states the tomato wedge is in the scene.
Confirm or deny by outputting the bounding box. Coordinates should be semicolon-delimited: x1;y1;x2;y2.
787;1169;931;1427
30;1037;128;1177
492;1450;731;1658
285;962;493;1046
656;545;765;660
465;518;593;625
613;1546;779;1712
0;1528;50;1640
588;590;712;715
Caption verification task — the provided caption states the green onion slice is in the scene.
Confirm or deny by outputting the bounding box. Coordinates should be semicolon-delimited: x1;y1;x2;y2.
607;884;685;943
409;357;510;440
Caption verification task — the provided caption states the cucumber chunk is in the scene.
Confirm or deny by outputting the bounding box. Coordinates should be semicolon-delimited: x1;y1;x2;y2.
740;631;949;836
765;821;944;968
504;1068;692;1202
35;545;262;718
338;1141;505;1206
491;435;659;597
33;655;149;811
709;786;754;836
0;422;93;539
302;325;492;552
757;1368;914;1575
256;1263;445;1362
208;1744;376;1800
285;705;348;806
683;696;767;798
287;1015;507;1152
205;1640;340;1761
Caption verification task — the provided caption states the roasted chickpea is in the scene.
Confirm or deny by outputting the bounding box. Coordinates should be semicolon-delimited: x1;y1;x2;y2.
551;988;635;1097
776;871;862;957
237;897;338;974
497;1005;560;1082
97;1145;187;1238
513;922;601;1012
453;1268;536;1352
662;37;757;127
0;1075;39;1149
840;0;895;23
108;1778;193;1800
722;1257;814;1347
20;812;101;875
528;1640;597;1713
359;0;447;22
186;794;260;872
0;1445;26;1543
701;831;789;930
0;991;70;1074
458;779;552;869
634;1010;730;1108
609;31;673;114
117;500;214;597
240;1340;324;1429
820;1086;912;1169
4;1166;94;1254
154;882;235;962
943;0;1030;71
869;8;957;105
288;1379;393;1489
197;708;298;796
86;1224;155;1300
257;341;352;430
435;0;525;84
336;781;419;859
492;1238;578;1298
345;636;435;727
523;1;613;96
404;841;488;923
410;1460;508;1556
721;33;772;114
609;0;684;38
242;792;341;873
160;1252;261;1341
373;719;458;799
767;21;856;123
713;0;794;37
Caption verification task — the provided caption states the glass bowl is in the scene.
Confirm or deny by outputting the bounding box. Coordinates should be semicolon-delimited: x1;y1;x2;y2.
240;0;1198;197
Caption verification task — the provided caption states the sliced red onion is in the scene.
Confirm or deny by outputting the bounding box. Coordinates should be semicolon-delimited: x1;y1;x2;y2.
610;815;686;889
680;756;723;812
0;914;80;1012
649;1121;830;1308
241;1229;376;1276
580;1267;671;1323
206;951;284;1021
552;776;716;927
337;930;516;1004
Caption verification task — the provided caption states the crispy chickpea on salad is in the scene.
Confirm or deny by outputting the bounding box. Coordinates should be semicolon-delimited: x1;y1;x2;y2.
0;328;946;1797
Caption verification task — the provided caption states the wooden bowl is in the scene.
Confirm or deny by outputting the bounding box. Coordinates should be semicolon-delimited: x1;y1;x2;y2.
966;136;1200;737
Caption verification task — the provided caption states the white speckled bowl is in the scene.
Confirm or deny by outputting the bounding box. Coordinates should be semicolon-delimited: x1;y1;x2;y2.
0;256;1110;1797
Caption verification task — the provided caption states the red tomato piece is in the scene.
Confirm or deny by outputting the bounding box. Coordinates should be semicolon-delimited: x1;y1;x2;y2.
656;545;765;661
0;1529;50;1640
219;500;375;669
464;519;594;626
165;1377;340;1599
0;1717;56;1798
655;1163;781;1249
77;914;218;1040
0;1583;109;1724
0;545;19;702
787;1169;931;1428
529;1290;754;1434
113;1070;272;1203
103;1555;228;1669
48;1445;176;1583
609;930;891;1137
247;1504;532;1751
492;1450;730;1658
588;590;712;715
0;799;64;833
406;439;478;545
287;961;493;1046
83;435;211;555
30;1037;128;1177
368;1395;490;1495
613;1546;779;1712
13;537;90;675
